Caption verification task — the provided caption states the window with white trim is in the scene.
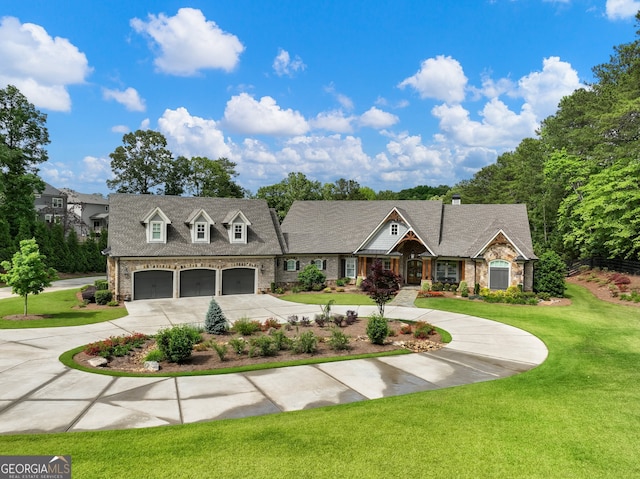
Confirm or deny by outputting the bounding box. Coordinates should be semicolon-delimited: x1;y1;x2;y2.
150;221;163;242
44;214;53;223
285;259;297;271
345;258;356;278
489;259;510;290
384;259;391;270
313;259;324;270
390;223;399;235
195;222;207;242
52;197;63;208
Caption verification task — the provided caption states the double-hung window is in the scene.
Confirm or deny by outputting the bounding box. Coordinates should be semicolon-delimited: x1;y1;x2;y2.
151;221;163;241
345;258;356;278
195;222;207;241
52;197;63;208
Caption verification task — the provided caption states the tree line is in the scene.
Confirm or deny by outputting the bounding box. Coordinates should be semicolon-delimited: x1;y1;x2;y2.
450;13;640;261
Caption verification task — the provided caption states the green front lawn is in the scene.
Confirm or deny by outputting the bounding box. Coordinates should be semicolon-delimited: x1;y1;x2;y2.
0;289;127;328
1;283;639;478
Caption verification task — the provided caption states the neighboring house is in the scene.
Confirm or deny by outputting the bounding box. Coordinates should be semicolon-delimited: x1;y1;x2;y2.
60;189;109;239
35;182;67;226
105;194;286;301
106;194;537;301
278;196;537;291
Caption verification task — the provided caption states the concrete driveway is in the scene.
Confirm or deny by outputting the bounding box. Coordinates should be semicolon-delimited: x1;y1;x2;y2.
0;287;548;434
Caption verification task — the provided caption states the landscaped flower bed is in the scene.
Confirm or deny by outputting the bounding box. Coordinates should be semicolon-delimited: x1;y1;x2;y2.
75;314;445;374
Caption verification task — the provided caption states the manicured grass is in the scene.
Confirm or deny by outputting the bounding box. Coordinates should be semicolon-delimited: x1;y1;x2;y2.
279;292;375;305
0;289;127;328
2;283;640;478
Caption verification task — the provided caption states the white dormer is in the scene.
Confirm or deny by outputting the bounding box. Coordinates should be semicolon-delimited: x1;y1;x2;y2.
185;209;214;243
222;210;251;244
141;207;171;244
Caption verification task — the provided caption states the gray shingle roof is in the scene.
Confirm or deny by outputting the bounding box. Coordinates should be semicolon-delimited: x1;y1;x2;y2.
281;200;443;254
107;194;284;257
281;200;537;260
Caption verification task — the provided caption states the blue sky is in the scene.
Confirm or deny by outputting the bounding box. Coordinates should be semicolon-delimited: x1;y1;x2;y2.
1;0;638;196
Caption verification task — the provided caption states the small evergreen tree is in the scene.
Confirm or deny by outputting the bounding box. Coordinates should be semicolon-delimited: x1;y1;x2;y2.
534;250;567;297
205;298;229;334
360;259;402;316
1;238;58;315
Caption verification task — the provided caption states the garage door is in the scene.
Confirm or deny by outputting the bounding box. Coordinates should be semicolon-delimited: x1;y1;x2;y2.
134;270;174;300
180;269;216;297
222;268;255;295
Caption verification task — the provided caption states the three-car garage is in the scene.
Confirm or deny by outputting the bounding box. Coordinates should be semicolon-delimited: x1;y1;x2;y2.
132;268;256;300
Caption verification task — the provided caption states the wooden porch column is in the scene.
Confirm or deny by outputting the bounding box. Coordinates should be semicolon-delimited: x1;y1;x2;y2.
426;259;432;281
421;259;427;281
460;261;466;282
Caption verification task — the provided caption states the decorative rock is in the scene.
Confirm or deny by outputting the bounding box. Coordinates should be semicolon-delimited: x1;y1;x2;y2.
88;357;108;367
144;361;160;371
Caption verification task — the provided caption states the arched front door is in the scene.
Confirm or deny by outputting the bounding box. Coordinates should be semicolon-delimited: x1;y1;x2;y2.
406;259;422;285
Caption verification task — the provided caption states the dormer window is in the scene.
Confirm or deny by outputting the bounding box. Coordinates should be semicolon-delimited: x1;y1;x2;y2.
390;223;399;235
185;209;214;244
234;224;243;241
141;207;171;244
151;222;163;241
223;210;251;245
196;223;206;241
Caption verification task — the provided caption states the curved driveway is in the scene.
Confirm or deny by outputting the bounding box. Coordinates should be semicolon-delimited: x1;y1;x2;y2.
0;285;547;434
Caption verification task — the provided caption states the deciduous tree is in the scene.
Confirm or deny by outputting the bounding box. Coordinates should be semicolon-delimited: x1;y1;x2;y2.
107;130;173;195
360;259;402;316
0;238;58;316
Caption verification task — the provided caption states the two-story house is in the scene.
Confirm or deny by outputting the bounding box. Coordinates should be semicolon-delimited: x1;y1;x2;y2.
35;183;67;226
60;189;109;239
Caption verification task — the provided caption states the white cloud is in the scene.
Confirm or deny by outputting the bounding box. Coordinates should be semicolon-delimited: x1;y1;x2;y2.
309;110;354;133
359;107;399;129
79;156;113;184
324;83;354;110
606;0;640;19
273;48;306;77
398;55;467;103
157;107;231;159
432;99;538;149
103;87;146;112
140;118;150;130
223;93;309;135
517;56;581;119
273;135;372;180
111;125;130;134
131;7;244;76
0;16;91;111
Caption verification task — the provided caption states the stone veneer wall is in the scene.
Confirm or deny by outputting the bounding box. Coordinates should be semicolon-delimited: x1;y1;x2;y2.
462;242;533;291
108;257;276;300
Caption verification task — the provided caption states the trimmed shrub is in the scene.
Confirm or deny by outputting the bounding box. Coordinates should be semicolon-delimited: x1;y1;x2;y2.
366;314;390;345
155;325;201;363
94;279;109;290
534;250;567;297
232;317;262;335
205;298;229;334
95;290;113;305
292;331;319;354
250;335;278;357
298;264;326;291
328;328;351;350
